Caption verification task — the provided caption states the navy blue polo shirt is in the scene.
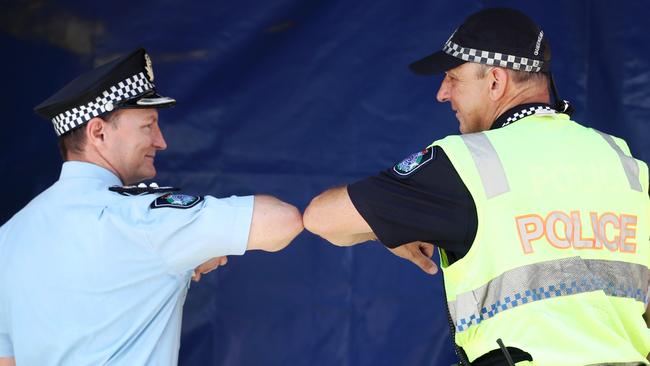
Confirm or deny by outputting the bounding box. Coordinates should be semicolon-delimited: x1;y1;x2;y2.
348;103;557;265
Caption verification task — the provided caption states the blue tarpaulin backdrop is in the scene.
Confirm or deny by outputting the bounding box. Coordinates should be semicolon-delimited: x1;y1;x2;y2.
1;1;649;365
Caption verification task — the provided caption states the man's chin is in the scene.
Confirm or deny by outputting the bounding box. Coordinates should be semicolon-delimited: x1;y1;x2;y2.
455;117;467;134
144;167;157;180
132;167;157;184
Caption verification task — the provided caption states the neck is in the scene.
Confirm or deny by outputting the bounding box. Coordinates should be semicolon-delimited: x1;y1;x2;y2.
489;82;550;127
67;150;124;184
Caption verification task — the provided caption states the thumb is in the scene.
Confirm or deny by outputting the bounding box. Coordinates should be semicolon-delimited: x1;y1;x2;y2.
419;242;435;258
410;251;438;275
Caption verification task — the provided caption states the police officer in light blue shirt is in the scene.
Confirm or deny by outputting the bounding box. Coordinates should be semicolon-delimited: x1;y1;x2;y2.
0;48;303;366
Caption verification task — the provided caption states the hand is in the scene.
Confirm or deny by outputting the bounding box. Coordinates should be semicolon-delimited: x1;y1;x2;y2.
192;256;228;282
388;241;438;275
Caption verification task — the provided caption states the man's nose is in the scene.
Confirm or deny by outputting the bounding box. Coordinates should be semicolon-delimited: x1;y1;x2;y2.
153;125;167;150
436;76;450;103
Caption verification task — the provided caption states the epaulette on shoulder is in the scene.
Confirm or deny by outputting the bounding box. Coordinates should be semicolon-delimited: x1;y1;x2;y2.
109;182;180;196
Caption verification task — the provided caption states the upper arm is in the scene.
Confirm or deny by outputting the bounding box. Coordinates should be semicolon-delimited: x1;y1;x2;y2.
336;146;476;254
142;194;255;273
303;185;376;246
246;195;303;252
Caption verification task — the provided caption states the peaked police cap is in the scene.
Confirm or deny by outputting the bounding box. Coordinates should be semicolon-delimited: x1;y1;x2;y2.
34;48;176;136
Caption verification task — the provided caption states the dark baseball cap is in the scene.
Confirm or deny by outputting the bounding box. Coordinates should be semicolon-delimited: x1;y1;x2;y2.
35;48;176;136
409;8;551;75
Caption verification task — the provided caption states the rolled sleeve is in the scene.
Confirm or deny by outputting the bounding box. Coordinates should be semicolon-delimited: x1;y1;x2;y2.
144;194;254;274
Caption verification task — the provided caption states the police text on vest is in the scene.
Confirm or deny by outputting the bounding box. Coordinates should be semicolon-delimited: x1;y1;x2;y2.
516;211;637;254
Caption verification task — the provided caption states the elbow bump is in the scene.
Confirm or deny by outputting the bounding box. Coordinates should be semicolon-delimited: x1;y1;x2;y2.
303;206;340;244
286;204;304;238
269;204;303;252
302;202;327;236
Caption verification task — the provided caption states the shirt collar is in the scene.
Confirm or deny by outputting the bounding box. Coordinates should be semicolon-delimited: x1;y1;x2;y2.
490;103;557;130
59;161;123;186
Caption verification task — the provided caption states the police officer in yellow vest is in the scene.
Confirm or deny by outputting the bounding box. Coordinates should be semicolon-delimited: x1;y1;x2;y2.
303;7;650;366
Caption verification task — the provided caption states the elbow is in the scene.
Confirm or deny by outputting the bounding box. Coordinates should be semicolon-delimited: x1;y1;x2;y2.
303;197;324;237
267;203;304;252
303;197;343;245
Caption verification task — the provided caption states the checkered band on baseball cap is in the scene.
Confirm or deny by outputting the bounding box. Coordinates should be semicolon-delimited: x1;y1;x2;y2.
52;72;154;136
409;8;551;75
442;39;544;73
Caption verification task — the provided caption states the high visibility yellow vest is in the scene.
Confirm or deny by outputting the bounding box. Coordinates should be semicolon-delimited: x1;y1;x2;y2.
432;112;650;365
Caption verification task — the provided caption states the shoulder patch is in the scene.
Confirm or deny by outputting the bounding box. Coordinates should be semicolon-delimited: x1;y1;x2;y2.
392;147;435;176
151;193;204;209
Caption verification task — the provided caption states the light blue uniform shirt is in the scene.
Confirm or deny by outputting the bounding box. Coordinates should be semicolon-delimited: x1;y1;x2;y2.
0;161;254;365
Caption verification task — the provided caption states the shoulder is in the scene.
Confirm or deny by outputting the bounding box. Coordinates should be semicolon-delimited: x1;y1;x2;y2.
349;145;468;201
391;146;437;177
104;183;200;222
107;183;207;209
387;145;460;182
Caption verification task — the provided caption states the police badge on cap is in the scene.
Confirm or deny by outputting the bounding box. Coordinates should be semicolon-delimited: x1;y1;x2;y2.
34;48;176;136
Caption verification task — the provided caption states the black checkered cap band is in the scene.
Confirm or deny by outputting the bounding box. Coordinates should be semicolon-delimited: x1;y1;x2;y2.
51;72;154;136
443;40;544;73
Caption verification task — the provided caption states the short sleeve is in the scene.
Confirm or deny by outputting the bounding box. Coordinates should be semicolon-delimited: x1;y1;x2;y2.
143;194;254;273
0;333;12;357
348;146;477;259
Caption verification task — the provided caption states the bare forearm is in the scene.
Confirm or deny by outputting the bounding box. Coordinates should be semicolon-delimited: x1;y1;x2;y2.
304;186;375;246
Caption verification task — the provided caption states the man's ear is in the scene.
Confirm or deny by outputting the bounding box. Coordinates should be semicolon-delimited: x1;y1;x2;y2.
85;117;107;148
488;67;509;101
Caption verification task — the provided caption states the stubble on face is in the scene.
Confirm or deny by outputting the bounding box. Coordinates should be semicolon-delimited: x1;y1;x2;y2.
105;109;165;185
440;63;492;135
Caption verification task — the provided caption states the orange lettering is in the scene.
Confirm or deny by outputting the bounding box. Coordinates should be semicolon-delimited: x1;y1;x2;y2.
589;212;603;249
571;211;595;249
515;210;638;255
516;215;544;254
619;214;637;253
599;213;620;251
545;211;571;249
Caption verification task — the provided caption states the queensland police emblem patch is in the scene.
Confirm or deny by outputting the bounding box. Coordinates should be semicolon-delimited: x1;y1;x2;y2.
151;193;203;209
393;147;435;176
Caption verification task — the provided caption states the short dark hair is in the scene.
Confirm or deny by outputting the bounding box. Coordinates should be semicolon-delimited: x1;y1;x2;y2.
57;110;121;161
475;63;549;84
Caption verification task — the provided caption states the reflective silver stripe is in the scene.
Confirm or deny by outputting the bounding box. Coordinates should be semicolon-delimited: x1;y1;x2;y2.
461;133;510;199
448;257;649;333
596;131;643;192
